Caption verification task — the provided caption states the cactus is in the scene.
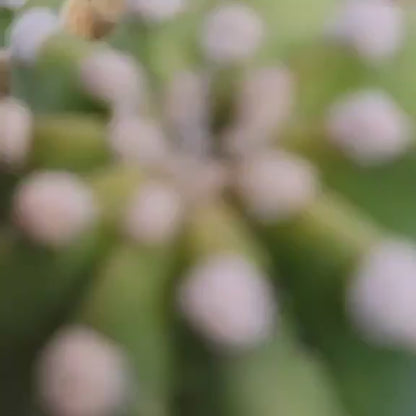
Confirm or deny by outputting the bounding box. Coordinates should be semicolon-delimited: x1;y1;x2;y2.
3;0;416;415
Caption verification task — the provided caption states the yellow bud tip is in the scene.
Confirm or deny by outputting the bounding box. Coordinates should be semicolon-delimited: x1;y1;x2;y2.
60;0;126;40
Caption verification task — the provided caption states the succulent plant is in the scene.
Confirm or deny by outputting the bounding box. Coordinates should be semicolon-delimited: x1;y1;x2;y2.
2;0;416;415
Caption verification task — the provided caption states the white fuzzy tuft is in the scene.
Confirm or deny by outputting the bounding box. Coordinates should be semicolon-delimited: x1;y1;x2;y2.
347;240;416;350
235;150;319;223
201;4;264;65
162;155;230;205
0;97;33;167
225;66;295;156
0;0;26;9
80;50;144;111
164;71;211;156
328;0;404;62
236;66;295;131
327;90;412;166
178;254;277;351
8;8;59;64
36;325;128;416
14;171;96;247
124;181;185;245
108;115;170;168
127;0;185;22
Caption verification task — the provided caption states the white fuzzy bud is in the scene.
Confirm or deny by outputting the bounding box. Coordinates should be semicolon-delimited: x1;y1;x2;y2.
327;90;412;166
0;0;26;9
124;181;185;245
163;155;230;205
127;0;185;22
328;0;404;62
225;66;295;155
80;50;144;111
235;150;319;223
14;171;96;247
201;4;264;65
0;97;33;168
178;254;277;351
36;325;128;416
164;70;211;156
8;7;59;64
347;240;416;351
108;115;170;168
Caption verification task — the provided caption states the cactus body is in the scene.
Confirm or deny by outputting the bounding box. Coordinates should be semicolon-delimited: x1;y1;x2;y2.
3;1;416;416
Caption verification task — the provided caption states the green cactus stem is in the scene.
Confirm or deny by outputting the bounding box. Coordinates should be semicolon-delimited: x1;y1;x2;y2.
0;48;10;95
0;7;14;46
1;1;416;415
11;32;109;113
76;241;179;416
177;199;346;416
30;114;110;171
281;108;416;238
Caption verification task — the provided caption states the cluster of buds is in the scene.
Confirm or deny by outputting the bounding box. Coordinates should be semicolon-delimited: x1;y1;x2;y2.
1;0;416;415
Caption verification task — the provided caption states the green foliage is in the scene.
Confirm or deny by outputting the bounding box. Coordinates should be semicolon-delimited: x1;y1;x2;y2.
2;1;416;416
